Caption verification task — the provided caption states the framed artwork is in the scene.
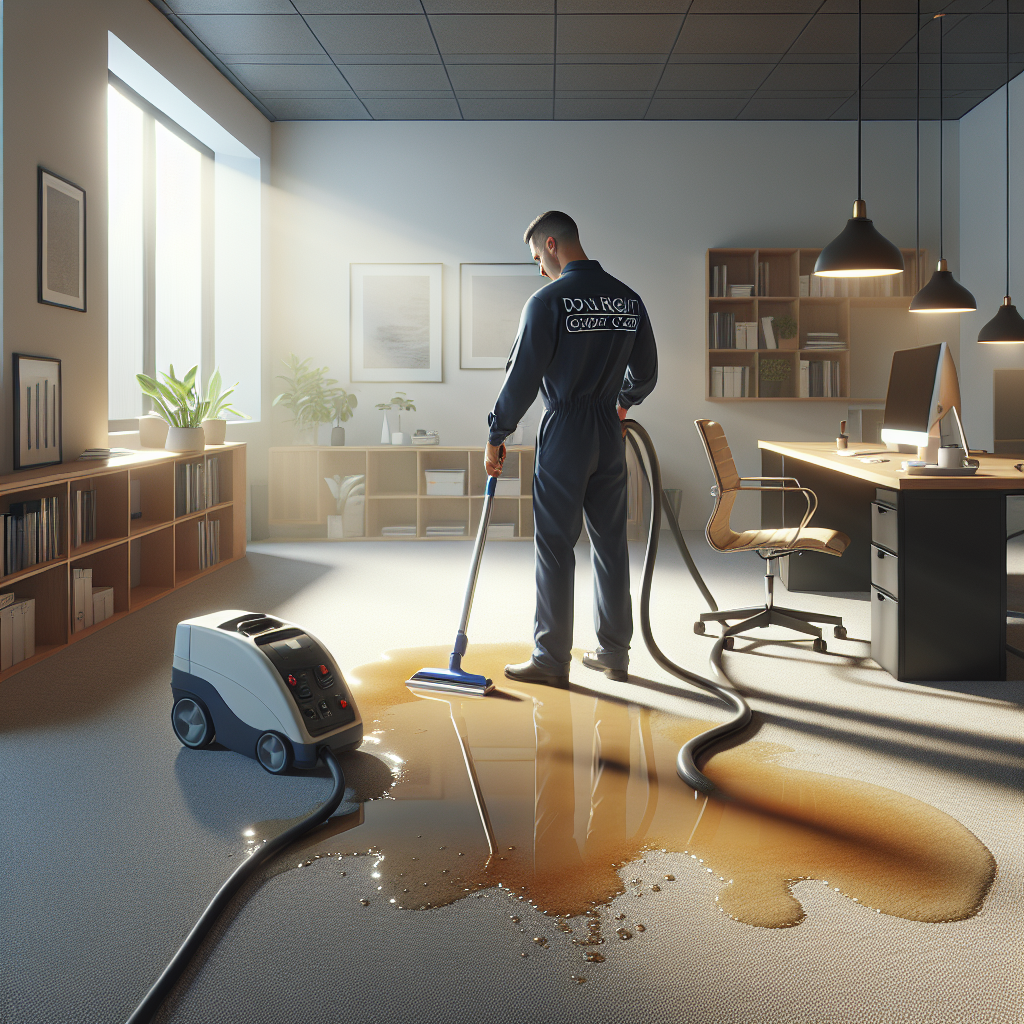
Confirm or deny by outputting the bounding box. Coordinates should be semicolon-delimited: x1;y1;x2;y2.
460;263;545;369
38;168;86;312
13;354;63;470
350;264;443;382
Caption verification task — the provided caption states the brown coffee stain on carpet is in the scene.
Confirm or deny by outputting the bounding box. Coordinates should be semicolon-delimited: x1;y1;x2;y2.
257;644;995;929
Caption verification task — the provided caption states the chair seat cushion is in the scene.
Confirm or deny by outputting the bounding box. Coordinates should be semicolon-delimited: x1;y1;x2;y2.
721;526;850;556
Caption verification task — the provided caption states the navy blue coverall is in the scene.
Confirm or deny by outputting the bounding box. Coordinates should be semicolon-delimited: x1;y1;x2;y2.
487;260;658;674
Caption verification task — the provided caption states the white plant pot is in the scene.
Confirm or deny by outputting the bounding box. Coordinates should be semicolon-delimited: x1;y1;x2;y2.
165;426;207;453
327;515;345;540
391;432;410;446
139;415;169;448
202;418;227;445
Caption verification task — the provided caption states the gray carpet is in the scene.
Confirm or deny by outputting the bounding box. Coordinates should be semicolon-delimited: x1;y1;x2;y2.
2;533;1020;1024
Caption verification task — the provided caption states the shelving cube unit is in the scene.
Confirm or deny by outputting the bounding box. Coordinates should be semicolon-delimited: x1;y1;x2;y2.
706;247;925;401
0;443;246;683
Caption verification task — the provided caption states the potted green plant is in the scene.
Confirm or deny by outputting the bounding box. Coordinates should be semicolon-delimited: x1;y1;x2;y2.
200;369;249;445
272;355;345;445
136;364;211;453
375;392;416;445
774;315;799;350
759;357;792;399
330;389;358;446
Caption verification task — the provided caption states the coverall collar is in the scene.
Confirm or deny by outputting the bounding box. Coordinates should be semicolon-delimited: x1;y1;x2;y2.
559;259;600;276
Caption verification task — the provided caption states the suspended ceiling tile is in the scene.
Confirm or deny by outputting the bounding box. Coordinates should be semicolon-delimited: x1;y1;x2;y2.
646;95;752;116
445;52;555;62
554;96;652;117
304;14;438;54
263;96;371;118
557;14;685;53
228;62;352;91
558;2;690;11
356;90;456;99
221;53;333;63
830;94;920;118
674;14;812;53
818;0;921;10
339;63;454;89
738;95;846;118
655;87;754;97
178;14;324;54
687;0;820;11
557;52;665;63
759;62;861;91
944;61;1013;88
445;63;553;88
455;88;551;97
295;1;422;11
424;0;554;10
788;14;920;55
860;63;918;92
167;0;294;12
457;96;553;118
659;61;772;88
361;96;464;117
331;54;443;63
429;14;554;53
555;63;664;90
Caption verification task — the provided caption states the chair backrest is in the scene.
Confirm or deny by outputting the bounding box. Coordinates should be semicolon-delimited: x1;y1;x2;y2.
694;419;741;552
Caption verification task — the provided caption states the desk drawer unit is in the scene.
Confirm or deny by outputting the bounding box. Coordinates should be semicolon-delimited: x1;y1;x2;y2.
870;587;899;677
870;498;898;554
870;544;899;598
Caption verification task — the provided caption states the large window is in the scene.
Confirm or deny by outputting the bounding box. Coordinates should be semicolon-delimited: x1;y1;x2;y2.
107;75;213;429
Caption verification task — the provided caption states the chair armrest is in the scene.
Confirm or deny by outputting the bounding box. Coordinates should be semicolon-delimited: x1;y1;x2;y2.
734;483;818;535
739;475;802;487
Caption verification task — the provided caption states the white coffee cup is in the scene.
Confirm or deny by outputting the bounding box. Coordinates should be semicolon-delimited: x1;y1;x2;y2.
938;445;965;469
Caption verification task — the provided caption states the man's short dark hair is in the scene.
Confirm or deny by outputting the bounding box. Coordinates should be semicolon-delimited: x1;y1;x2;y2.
524;210;579;247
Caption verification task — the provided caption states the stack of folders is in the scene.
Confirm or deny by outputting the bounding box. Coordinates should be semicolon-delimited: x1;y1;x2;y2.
799;360;841;398
756;261;771;296
710;265;728;296
710;366;751;398
2;496;61;575
381;525;416;538
206;458;221;507
804;332;845;351
77;448;134;460
729;284;754;297
801;275;901;298
176;461;207;516
73;489;98;547
0;593;36;670
197;519;221;570
487;522;516;540
72;568;116;632
425;522;466;538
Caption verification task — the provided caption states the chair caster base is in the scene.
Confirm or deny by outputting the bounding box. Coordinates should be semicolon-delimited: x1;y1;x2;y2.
694;622;706;635
813;638;827;654
722;636;735;650
833;626;847;639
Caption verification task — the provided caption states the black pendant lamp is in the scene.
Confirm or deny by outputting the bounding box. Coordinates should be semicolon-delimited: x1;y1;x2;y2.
978;0;1024;342
815;0;904;279
911;13;977;313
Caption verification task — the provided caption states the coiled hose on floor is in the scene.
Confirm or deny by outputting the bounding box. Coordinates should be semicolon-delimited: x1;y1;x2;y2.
126;747;347;1024
622;419;751;795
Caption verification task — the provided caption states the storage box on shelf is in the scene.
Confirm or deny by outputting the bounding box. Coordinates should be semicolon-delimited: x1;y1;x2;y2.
268;446;535;541
706;247;925;402
0;442;246;683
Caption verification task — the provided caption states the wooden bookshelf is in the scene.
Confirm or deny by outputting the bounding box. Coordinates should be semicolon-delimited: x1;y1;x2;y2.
706;247;926;401
269;445;534;541
0;443;246;683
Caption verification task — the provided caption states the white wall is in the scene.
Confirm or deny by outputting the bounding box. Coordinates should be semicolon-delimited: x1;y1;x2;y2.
271;118;959;529
959;75;1024;452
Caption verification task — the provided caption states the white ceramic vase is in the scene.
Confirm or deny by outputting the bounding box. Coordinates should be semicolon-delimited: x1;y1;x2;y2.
139;415;169;448
202;418;227;445
165;426;207;453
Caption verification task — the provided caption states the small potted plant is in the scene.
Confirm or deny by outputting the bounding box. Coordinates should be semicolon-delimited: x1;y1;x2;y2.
331;389;358;446
136;364;211;453
273;355;345;445
375;392;416;446
200;369;249;445
759;357;792;399
774;315;799;350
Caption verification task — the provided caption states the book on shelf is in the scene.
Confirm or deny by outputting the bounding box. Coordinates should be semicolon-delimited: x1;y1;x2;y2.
425;522;467;537
206;458;221;507
77;448;134;460
2;496;60;576
176;461;208;516
805;275;902;299
757;261;770;296
73;567;94;633
197;519;221;570
73;489;98;547
799;359;841;398
92;586;114;625
709;365;750;398
708;310;736;349
381;525;416;537
710;264;728;297
0;597;35;670
760;316;778;349
735;322;757;349
799;274;810;297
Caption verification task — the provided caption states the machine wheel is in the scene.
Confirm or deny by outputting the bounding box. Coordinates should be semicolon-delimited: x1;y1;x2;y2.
833;626;848;639
813;638;827;654
172;697;215;749
693;622;706;635
256;732;293;775
722;636;735;650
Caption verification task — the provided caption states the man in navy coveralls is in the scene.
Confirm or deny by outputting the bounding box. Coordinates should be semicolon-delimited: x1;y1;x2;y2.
485;211;658;685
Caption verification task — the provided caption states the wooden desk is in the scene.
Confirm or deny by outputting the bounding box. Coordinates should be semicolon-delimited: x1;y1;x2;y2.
758;440;1023;681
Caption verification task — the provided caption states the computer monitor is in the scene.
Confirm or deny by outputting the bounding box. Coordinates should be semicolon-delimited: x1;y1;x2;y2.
880;342;962;459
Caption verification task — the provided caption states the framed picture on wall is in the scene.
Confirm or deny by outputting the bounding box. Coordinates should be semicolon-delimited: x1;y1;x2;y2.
38;168;86;312
460;263;545;369
350;264;443;382
13;354;63;470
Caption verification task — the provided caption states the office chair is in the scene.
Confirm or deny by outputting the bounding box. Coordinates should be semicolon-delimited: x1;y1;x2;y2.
693;419;850;653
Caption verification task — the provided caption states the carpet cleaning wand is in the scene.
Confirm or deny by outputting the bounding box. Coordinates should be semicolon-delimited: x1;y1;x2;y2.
406;446;506;696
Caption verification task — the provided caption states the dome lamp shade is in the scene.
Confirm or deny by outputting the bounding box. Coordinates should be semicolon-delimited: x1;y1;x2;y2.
815;200;906;278
977;295;1024;343
910;259;977;313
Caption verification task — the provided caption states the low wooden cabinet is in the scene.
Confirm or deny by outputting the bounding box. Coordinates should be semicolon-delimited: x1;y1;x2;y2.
269;445;534;541
0;443;246;683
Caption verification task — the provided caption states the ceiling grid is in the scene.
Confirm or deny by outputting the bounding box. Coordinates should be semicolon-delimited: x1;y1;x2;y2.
149;0;1024;121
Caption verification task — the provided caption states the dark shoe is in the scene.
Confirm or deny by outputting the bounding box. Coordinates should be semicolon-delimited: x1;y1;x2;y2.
504;660;569;685
581;652;628;682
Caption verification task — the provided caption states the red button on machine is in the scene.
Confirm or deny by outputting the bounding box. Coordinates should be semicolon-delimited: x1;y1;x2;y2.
339;699;348;709
318;664;330;677
287;674;298;687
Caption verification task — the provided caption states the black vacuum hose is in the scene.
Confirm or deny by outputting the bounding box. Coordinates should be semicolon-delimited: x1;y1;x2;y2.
623;420;751;795
126;746;347;1024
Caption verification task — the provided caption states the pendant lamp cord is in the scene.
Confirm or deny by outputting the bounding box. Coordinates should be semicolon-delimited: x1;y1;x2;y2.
916;0;920;289
857;0;862;200
938;13;944;260
1006;0;1011;296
